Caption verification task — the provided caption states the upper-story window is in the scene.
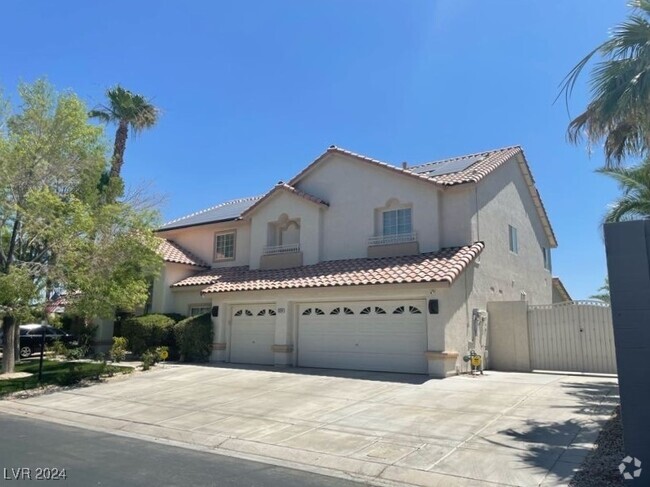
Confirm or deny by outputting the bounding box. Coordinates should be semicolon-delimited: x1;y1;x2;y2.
508;225;518;254
214;231;236;261
542;246;552;271
383;208;412;236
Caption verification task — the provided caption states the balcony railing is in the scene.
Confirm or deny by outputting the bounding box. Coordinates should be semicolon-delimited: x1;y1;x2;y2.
263;243;301;255
368;232;417;246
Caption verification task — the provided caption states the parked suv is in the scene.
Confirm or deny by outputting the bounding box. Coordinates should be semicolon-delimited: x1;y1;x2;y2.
0;324;78;358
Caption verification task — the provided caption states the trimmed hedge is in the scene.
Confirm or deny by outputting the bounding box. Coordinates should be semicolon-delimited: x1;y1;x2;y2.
121;314;184;356
174;313;213;362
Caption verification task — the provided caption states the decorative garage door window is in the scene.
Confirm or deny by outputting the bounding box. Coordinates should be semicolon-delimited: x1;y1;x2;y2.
329;307;354;315
302;304;421;316
234;308;276;317
302;307;325;316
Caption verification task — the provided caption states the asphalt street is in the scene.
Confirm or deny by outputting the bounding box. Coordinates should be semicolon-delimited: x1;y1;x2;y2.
0;414;367;487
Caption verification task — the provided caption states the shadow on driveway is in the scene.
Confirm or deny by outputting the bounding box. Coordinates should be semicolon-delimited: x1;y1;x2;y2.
177;361;434;385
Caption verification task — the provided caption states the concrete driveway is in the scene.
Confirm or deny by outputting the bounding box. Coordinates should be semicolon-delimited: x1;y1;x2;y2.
0;365;618;486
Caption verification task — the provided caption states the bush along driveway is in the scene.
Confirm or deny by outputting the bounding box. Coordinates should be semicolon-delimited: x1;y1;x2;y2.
0;365;619;487
0;359;133;398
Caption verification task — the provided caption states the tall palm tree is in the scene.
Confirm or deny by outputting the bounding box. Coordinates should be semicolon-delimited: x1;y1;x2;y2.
598;160;650;221
560;0;650;165
89;86;159;179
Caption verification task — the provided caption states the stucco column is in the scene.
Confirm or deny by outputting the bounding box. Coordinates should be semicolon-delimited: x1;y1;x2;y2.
210;300;227;362
425;288;459;377
272;300;292;366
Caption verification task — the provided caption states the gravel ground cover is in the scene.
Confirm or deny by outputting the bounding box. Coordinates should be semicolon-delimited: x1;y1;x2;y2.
571;406;624;487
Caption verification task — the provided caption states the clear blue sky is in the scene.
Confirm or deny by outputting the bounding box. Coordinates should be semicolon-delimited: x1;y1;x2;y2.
2;1;631;299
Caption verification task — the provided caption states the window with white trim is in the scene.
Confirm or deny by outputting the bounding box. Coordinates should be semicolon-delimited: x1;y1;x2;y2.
214;231;236;261
542;246;552;271
382;208;412;236
189;305;211;317
508;225;518;254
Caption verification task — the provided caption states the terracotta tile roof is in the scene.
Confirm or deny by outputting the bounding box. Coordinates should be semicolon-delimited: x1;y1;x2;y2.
241;183;329;218
291;145;557;247
411;146;523;185
170;243;484;293
158;239;209;268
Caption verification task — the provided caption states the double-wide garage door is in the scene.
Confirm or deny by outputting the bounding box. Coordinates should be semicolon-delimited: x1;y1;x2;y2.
298;300;428;374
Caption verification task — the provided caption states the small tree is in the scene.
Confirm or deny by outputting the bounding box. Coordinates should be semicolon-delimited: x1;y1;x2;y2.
0;80;161;374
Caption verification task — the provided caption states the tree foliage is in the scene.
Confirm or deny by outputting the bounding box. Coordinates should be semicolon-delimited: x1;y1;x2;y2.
598;160;650;221
89;85;159;182
590;277;611;303
0;80;162;373
560;0;650;165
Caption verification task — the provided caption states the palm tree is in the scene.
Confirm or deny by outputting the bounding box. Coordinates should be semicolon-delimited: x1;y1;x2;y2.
598;160;650;221
590;278;611;303
89;86;159;179
560;0;650;165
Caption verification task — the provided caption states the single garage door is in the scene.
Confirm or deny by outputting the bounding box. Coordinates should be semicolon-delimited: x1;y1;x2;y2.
230;304;276;365
298;300;427;374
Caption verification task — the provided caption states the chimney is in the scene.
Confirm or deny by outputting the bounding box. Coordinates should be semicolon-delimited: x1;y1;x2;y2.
401;161;408;169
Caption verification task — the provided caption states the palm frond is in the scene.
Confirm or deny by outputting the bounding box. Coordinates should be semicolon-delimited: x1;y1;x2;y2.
559;1;650;164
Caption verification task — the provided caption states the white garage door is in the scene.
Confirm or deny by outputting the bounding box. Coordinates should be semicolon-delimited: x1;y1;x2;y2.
230;304;276;365
298;300;427;374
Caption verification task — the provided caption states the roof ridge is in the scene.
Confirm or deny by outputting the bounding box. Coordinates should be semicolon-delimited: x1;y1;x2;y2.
162;195;263;227
409;145;522;170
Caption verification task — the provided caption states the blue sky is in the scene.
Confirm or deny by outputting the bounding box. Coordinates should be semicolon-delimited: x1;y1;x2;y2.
2;1;631;299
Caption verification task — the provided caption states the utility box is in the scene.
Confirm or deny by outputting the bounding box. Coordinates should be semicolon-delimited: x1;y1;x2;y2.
604;220;650;473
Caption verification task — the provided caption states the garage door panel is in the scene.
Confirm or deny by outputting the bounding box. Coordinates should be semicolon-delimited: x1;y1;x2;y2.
231;304;275;365
298;300;427;374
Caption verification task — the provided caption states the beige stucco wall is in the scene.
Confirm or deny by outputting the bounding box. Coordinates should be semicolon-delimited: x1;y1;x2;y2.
151;262;201;314
248;191;323;269
486;301;531;372
158;220;251;269
464;156;553;305
295;154;442;260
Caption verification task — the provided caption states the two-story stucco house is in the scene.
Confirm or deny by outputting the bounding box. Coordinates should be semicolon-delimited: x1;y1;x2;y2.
151;145;557;378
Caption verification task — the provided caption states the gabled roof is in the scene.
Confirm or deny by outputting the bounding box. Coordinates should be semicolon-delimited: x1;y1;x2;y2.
240;183;329;218
552;277;572;302
289;145;556;247
410;146;557;247
157;145;556;247
289;145;439;188
158;196;262;231
171;242;484;293
409;146;522;185
158;239;209;268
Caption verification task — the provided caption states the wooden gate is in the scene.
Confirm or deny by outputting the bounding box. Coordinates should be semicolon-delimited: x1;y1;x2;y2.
528;301;617;374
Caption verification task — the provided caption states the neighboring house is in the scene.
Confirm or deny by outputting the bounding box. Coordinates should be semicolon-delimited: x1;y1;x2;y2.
152;145;557;377
552;277;572;303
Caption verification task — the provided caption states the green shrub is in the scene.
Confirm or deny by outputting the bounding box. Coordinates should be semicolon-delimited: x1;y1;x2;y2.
141;350;156;371
110;337;128;363
48;340;69;357
174;313;213;362
65;345;89;360
121;314;184;356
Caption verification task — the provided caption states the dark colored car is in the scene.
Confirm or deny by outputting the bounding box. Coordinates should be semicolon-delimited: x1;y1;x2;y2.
0;324;79;358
